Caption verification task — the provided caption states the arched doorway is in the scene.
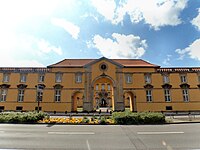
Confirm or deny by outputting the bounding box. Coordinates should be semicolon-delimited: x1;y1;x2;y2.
71;91;84;112
92;76;115;111
123;91;135;112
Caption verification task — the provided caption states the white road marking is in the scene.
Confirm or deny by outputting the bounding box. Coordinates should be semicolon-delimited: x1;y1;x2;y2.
137;131;184;135
48;132;95;135
86;140;91;150
162;140;167;146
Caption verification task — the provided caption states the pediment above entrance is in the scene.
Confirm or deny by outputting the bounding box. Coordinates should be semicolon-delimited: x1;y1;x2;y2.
84;57;124;68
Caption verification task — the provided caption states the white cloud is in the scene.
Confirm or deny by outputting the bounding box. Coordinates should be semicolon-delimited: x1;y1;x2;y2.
91;0;188;30
51;18;80;39
91;0;116;21
91;33;147;58
176;39;200;61
0;0;69;67
37;39;62;55
191;8;200;30
163;55;172;65
0;34;63;67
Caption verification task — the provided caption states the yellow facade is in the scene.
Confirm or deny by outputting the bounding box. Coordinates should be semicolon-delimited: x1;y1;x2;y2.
0;57;200;113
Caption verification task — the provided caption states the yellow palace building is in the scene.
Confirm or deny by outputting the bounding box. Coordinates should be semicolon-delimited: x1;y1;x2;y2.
0;57;200;113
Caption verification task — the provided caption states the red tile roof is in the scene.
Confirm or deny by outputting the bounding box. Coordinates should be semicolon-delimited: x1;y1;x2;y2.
113;59;159;67
48;58;159;68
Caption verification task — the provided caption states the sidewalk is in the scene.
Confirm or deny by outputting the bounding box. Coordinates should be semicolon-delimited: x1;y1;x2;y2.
166;114;200;123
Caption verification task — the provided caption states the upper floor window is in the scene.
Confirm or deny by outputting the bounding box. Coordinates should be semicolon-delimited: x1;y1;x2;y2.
182;89;189;102
38;74;45;83
164;89;171;102
125;74;132;84
3;73;10;83
144;73;151;84
101;84;105;90
163;74;170;83
55;73;62;83
18;89;24;102
107;84;111;91
0;89;7;102
146;89;152;102
20;74;27;83
75;73;82;83
95;84;99;91
180;74;187;83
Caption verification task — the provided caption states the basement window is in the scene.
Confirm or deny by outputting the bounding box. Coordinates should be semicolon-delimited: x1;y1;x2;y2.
0;106;4;110
166;106;172;111
16;106;23;111
35;107;42;111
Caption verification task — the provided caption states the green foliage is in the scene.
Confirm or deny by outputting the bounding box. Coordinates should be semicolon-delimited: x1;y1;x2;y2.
112;111;165;125
82;116;89;123
0;111;49;123
99;116;107;125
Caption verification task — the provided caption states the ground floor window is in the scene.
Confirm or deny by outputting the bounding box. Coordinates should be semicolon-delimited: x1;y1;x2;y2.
183;89;189;102
55;89;61;102
164;89;171;102
146;90;152;102
0;89;7;102
18;89;24;102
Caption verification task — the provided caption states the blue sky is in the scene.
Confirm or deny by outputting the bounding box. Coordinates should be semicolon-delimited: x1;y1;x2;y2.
0;0;200;67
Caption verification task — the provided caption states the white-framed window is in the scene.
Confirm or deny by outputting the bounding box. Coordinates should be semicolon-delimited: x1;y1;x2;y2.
163;74;170;83
95;84;99;91
20;74;27;83
3;73;10;82
75;73;82;83
55;89;61;102
37;91;43;102
145;74;151;84
183;89;189;102
55;73;62;83
125;74;132;84
164;89;171;102
0;89;7;102
38;74;45;83
198;74;200;83
101;84;105;90
107;84;111;91
18;89;24;102
146;90;152;102
180;74;187;83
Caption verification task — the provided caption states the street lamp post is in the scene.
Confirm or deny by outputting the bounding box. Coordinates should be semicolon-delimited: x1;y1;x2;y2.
36;84;45;113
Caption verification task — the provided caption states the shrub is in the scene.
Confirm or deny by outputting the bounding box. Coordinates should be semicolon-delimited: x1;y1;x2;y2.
0;111;49;123
112;111;165;125
99;116;107;125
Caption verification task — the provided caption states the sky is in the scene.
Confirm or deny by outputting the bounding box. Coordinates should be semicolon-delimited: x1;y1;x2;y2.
0;0;200;67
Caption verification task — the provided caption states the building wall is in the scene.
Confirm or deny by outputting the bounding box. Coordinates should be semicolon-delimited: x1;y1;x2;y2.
0;59;200;112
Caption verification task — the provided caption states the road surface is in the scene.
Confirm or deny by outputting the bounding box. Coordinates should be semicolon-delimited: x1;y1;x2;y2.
0;123;200;149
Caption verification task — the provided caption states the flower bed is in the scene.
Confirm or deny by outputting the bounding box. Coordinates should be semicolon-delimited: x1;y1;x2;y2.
38;116;115;125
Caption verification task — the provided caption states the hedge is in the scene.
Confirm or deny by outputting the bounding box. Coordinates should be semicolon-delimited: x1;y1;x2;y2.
0;111;49;123
112;111;165;125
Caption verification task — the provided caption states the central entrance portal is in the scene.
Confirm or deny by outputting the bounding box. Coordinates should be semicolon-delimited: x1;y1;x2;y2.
100;98;107;107
92;76;115;111
98;89;108;108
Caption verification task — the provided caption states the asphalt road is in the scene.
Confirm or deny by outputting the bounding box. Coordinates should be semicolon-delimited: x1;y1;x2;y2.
0;123;200;150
